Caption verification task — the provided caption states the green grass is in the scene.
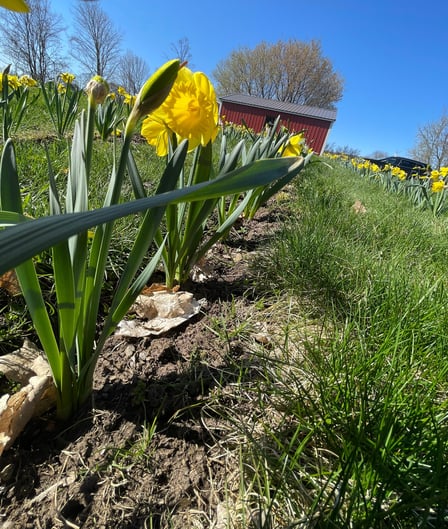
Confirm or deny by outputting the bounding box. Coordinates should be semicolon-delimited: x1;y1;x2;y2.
216;159;448;528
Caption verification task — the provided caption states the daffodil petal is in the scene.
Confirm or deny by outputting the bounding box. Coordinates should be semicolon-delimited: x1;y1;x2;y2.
141;117;170;157
0;0;29;12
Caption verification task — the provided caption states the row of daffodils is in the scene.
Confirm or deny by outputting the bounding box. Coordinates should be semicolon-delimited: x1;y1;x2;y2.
0;67;138;140
326;153;448;216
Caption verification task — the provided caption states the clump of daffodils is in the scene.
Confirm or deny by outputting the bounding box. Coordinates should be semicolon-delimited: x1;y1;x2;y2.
18;75;37;87
0;71;37;92
430;168;448;193
141;66;219;156
117;86;136;107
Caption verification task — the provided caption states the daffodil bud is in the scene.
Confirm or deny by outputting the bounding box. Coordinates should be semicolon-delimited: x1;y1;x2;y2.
125;59;181;136
85;75;109;106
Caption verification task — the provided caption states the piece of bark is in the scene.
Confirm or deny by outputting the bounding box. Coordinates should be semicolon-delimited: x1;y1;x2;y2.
0;340;56;455
0;340;48;384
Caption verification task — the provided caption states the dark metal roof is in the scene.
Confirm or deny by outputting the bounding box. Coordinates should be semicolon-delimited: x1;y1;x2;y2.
219;93;337;122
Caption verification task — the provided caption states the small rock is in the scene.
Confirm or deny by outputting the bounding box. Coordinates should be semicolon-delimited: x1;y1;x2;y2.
253;332;271;345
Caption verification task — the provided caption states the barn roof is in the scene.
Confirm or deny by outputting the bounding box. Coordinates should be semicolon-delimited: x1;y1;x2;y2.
219;94;337;123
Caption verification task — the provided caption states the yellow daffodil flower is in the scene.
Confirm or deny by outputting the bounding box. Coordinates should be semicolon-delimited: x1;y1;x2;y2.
124;93;136;106
7;74;20;90
431;180;445;193
0;0;29;12
60;72;76;84
141;66;218;156
19;74;37;87
390;166;406;180
281;133;305;157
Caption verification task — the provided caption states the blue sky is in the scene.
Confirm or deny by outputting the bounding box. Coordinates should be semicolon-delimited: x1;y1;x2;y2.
57;0;447;158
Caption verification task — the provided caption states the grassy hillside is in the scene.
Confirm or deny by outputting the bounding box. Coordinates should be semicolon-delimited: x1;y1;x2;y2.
231;159;448;527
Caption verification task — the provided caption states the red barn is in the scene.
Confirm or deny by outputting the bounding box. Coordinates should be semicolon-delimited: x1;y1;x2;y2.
219;94;337;154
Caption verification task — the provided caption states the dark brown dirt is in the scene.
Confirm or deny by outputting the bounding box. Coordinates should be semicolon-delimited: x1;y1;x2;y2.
0;207;284;529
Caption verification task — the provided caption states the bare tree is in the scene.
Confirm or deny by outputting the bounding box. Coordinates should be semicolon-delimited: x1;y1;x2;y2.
409;114;448;169
368;150;389;159
169;37;192;66
325;142;360;157
116;50;149;94
0;0;66;82
213;39;343;110
69;0;122;80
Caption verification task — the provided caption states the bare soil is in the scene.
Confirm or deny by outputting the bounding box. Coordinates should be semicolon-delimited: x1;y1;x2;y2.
0;207;284;529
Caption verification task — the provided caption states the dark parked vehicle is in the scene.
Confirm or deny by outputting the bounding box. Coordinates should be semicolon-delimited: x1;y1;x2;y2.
365;156;431;177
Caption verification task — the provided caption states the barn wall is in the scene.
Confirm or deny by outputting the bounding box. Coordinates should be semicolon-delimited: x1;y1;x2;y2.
220;101;332;154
